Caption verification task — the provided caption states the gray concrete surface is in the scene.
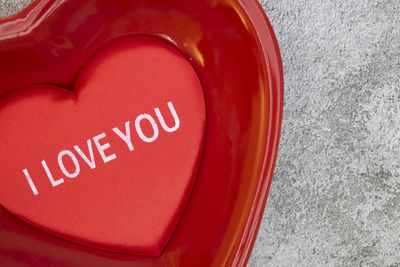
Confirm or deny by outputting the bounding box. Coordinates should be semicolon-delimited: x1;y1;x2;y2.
1;0;400;266
250;1;400;266
0;0;30;16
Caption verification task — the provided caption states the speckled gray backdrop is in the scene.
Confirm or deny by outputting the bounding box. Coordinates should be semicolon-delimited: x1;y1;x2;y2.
1;0;400;266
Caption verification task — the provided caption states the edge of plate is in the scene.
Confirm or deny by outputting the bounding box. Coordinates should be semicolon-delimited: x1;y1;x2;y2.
231;1;284;266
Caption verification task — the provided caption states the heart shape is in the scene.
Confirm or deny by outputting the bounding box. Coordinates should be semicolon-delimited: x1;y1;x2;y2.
0;0;284;265
0;37;205;256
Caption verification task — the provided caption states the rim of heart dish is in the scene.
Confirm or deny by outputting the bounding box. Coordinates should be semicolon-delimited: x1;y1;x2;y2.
232;1;284;265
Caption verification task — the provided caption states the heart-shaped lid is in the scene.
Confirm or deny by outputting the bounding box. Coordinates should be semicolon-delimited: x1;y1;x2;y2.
0;36;206;256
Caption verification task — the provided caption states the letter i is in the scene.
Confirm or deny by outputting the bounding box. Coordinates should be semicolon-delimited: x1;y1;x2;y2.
22;169;38;196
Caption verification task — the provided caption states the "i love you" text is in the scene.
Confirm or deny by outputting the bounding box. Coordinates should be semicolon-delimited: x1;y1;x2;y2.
22;101;180;196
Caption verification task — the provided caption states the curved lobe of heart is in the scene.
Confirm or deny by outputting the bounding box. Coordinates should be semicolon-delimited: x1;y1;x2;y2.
0;37;205;256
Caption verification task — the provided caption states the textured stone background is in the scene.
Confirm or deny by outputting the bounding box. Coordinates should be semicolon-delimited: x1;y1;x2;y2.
250;1;400;266
1;0;400;266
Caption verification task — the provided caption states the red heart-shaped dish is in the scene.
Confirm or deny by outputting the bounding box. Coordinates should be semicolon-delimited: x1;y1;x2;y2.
0;0;283;266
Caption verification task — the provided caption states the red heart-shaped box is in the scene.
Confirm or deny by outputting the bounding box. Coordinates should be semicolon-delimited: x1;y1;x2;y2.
0;0;283;266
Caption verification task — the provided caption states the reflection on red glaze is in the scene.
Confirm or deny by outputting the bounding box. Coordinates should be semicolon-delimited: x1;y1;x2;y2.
0;0;283;266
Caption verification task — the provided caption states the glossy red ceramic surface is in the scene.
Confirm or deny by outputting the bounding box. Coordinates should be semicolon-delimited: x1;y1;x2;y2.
0;0;283;266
